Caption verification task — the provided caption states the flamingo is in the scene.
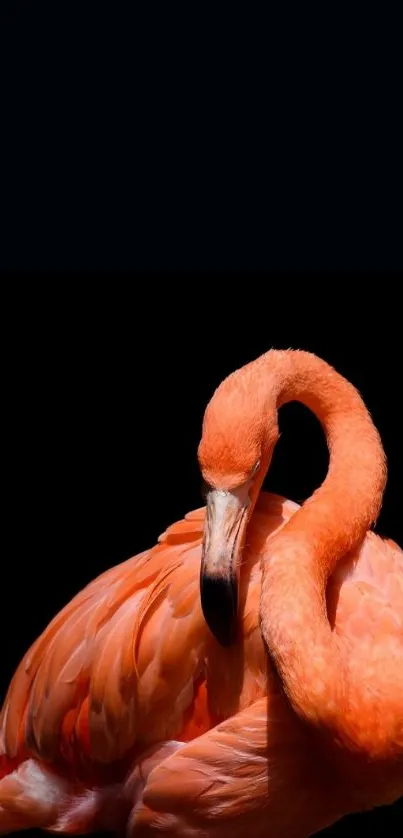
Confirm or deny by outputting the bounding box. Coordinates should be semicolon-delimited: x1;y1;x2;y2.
0;348;402;838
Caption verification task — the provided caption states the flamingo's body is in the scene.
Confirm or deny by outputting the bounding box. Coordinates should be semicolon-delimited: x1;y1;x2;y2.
0;350;402;837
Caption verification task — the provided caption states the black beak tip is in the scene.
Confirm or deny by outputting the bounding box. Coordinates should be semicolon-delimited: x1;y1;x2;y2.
200;571;238;647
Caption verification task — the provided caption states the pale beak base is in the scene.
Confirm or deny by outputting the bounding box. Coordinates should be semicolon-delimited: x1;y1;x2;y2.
200;487;250;646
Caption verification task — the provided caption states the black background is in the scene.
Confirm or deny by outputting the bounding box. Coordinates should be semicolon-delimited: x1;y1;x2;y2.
2;285;402;836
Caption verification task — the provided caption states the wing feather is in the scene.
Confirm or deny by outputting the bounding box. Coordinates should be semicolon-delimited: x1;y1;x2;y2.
0;493;304;777
0;512;207;770
132;695;341;838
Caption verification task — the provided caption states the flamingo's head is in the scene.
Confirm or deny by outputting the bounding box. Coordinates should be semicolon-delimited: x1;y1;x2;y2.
197;361;279;646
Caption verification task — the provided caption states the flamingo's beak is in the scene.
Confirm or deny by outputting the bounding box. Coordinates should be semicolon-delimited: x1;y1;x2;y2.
200;487;249;647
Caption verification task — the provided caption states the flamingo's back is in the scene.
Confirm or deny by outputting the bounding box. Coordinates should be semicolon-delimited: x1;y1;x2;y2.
0;495;290;835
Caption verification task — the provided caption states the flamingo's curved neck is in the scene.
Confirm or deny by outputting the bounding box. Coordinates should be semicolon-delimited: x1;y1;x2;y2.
259;351;387;753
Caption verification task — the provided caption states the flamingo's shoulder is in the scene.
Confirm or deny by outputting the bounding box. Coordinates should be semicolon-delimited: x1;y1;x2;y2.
328;529;403;728
0;509;209;775
329;530;403;635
